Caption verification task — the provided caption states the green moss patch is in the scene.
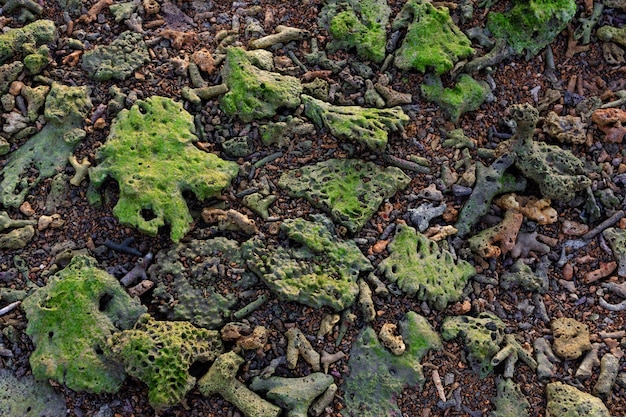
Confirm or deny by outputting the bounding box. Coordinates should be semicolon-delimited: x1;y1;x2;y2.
0;20;56;66
89;96;239;242
420;74;490;123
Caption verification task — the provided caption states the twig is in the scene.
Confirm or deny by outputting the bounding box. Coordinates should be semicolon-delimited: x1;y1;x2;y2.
0;301;21;316
104;237;142;257
583;210;625;241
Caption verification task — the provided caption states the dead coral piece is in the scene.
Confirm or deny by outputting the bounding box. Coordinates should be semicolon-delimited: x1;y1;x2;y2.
594;353;620;397
77;0;113;24
37;214;64;231
248;25;309;50
379;323;405;355
358;279;376;323
511;231;552;259
592;107;626;143
192;48;216;74
534;337;560;380
542;111;587;144
143;0;159;15
317;314;340;339
561;219;589;236
160;28;196;49
576;342;601;380
127;280;153;297
494;193;558;225
490;334;538;378
320;350;346;374
68;154;91;186
468;210;523;258
286;328;321;372
584;261;617;284
201;208;258;235
551;317;591;360
221;322;268;352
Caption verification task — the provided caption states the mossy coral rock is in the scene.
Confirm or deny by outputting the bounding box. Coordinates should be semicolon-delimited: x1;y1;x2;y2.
487;0;577;59
302;94;409;152
81;31;150;81
0;82;91;208
441;312;506;378
420;74;490;123
220;47;302;122
323;0;391;63
278;158;410;233
492;377;531;417
546;382;611;417
149;237;243;329
90;96;239;242
392;0;473;75
0;19;56;65
107;314;223;410
0;369;66;417
242;214;372;311
344;312;442;416
22;255;146;393
378;224;475;311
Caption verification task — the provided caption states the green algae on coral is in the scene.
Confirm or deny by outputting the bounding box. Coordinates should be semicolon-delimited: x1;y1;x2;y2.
22;256;146;393
89;96;239;242
492;378;531;417
377;224;475;311
321;0;391;63
602;228;626;277
0;368;66;417
486;0;577;59
81;31;150;81
242;214;372;311
148;237;243;329
107;314;223;410
302;94;409;152
392;0;473;75
343;312;442;416
278;158;410;233
0;82;91;208
0;19;56;65
545;382;611;417
441;312;506;378
420;74;490;123
220;47;302;122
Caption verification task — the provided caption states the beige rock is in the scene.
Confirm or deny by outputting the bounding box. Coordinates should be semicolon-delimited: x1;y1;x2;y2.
552;317;592;360
379;323;405;355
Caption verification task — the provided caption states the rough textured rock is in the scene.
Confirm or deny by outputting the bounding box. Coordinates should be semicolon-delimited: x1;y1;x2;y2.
250;373;334;417
81;31;150;81
602;227;626;277
90;96;239;242
242;215;372;311
498;104;591;202
278;158;410;233
0;20;56;65
545;382;611;417
420;74;490;123
220;47;302;122
343;312;442;417
487;0;577;58
301;94;409;151
0;82;91;208
500;259;549;293
22;256;146;393
378;224;475;311
551;318;591;360
441;312;506;378
321;0;391;63
542;111;587;145
149;237;242;329
468;210;524;258
491;377;531;417
0;224;35;249
392;0;473;74
107;314;223;410
0;368;66;417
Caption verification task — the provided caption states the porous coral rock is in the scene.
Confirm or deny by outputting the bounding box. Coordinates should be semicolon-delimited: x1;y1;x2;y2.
468;210;524;258
90;96;239;242
343;312;442;417
149;237;243;329
591;107;626;143
321;0;391;63
498;103;591;202
597;24;626;48
441;312;506;378
301;94;409;152
500;259;549;293
21;84;50;121
490;334;538;378
545;382;611;417
107;314;223;410
251;373;334;417
420;74;490;123
0;20;56;65
486;0;577;59
0;82;91;208
551;317;591;360
378;223;475;311
260;117;315;147
201;208;258;235
22;255;146;393
542;111;587;145
220;47;302;122
602;227;626;277
285;328;321;371
0;368;66;417
491;377;531;417
593;353;620;397
242;215;372;311
379;323;405;355
81;31;150;81
0;61;24;95
494;194;558;225
392;0;473;75
278;159;410;233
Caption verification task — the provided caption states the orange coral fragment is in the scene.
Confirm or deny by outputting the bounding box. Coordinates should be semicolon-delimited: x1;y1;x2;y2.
494;193;558;225
77;0;113;24
592;108;626;143
468;210;523;258
160;29;197;49
191;48;215;74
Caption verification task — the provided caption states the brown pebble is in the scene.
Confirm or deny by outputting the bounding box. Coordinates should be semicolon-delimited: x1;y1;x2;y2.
93;118;106;130
584;261;617;284
562;263;574;281
371;240;389;254
19;201;35;217
9;81;24;96
619;217;626;229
